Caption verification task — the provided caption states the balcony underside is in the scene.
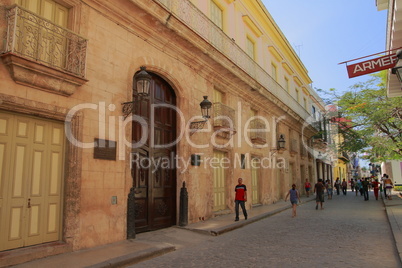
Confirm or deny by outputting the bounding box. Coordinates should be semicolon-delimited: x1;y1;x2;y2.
1;53;88;96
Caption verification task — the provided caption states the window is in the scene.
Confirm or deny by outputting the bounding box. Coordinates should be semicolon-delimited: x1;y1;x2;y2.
271;63;277;81
246;37;255;60
214;88;223;103
312;105;316;116
210;1;223;29
18;0;69;69
18;0;68;27
284;77;289;92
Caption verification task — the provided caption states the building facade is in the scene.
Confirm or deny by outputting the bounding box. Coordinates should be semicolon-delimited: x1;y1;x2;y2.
0;0;328;264
377;0;402;97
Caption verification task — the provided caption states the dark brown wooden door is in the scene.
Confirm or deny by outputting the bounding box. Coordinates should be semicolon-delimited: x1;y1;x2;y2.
131;74;177;233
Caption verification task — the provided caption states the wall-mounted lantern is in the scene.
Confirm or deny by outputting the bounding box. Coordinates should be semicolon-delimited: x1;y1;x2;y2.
189;96;212;134
271;134;286;152
122;66;151;119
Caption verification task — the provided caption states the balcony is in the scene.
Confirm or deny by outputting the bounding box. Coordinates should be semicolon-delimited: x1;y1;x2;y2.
249;118;267;145
1;5;88;96
213;102;236;139
338;151;349;162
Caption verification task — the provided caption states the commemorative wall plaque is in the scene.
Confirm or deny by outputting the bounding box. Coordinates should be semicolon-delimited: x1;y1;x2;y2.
94;138;116;160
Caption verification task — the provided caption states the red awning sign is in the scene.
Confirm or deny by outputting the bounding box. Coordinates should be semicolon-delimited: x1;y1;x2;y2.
346;54;398;78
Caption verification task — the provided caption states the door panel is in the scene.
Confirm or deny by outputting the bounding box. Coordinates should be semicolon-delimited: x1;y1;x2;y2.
289;163;294;185
213;151;226;211
0;112;64;251
251;158;259;204
277;168;282;199
133;149;149;233
131;74;177;233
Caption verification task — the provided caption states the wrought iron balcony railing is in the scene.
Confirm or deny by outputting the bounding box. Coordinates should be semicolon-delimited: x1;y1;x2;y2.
213;102;236;131
249;118;267;144
338;151;349;161
3;5;87;78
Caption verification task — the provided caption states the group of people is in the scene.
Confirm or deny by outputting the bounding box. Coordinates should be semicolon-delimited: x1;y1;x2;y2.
284;178;328;215
339;175;394;201
233;174;395;221
350;178;376;200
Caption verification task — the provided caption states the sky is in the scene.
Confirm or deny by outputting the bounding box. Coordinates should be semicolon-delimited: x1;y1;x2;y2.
261;1;387;168
261;0;388;95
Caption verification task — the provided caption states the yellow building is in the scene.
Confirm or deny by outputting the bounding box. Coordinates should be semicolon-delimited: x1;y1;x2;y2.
334;154;350;182
331;121;351;183
0;0;328;264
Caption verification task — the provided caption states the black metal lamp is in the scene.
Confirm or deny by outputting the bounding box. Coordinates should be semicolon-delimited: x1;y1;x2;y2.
135;66;151;96
270;134;286;153
278;134;286;149
189;96;212;133
122;66;151;119
200;96;212;119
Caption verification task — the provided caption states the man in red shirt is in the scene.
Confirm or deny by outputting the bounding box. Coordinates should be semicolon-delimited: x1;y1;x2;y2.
235;178;248;221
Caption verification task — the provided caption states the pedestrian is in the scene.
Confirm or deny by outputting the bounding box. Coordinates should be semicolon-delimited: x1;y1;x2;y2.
285;183;301;217
334;178;341;195
384;175;393;200
372;178;380;200
350;179;355;192
341;178;347;195
362;178;370;201
354;179;360;196
325;179;333;200
304;179;311;197
314;179;325;210
381;174;387;199
358;179;364;196
234;178;248;221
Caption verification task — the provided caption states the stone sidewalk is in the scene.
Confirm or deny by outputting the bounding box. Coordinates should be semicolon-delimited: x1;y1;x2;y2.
4;192;402;267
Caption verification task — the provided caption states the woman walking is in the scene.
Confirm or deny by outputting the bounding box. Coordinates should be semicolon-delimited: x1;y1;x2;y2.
285;184;301;217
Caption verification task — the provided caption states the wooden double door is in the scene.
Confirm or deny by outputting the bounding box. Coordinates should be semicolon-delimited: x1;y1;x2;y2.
131;74;177;233
0;112;64;251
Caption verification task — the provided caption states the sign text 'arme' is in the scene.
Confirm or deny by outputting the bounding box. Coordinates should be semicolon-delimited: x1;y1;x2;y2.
346;54;398;78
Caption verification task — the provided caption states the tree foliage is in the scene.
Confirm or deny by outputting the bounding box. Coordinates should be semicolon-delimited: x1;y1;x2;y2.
321;71;402;162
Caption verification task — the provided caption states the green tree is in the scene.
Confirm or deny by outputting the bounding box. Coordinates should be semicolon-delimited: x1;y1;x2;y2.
330;71;402;162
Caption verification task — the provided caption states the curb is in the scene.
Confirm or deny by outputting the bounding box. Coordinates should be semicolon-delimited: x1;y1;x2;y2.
183;197;316;237
87;243;175;268
383;195;402;265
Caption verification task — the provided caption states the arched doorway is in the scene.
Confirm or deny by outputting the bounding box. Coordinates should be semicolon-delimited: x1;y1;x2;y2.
129;73;177;234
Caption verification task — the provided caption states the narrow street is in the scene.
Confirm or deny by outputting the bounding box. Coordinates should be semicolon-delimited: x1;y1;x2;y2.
131;191;401;268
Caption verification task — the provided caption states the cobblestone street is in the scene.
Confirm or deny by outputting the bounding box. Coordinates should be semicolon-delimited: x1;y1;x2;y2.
132;191;401;268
